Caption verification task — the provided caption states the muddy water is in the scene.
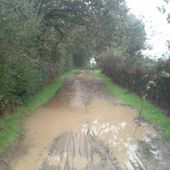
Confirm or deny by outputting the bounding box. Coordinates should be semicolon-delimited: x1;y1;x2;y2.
10;72;156;170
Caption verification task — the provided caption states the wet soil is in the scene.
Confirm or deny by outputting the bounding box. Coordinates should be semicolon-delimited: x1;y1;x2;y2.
1;70;170;170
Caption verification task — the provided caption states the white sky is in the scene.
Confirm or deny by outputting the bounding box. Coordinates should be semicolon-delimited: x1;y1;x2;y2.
126;0;170;59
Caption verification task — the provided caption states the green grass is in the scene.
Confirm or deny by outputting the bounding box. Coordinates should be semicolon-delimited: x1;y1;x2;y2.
95;70;170;140
0;70;77;152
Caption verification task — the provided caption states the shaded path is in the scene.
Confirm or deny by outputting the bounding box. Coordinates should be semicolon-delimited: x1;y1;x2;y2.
6;71;170;170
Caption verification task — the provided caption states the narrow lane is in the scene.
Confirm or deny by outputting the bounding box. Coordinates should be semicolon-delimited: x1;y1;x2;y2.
9;71;170;170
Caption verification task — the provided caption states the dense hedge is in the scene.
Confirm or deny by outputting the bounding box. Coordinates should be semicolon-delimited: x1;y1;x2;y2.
100;56;170;115
0;60;45;114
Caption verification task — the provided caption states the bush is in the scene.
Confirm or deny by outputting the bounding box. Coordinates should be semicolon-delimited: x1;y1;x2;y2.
100;55;170;115
0;59;44;115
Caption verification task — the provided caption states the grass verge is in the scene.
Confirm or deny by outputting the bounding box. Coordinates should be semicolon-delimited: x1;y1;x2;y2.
95;70;170;140
0;70;77;152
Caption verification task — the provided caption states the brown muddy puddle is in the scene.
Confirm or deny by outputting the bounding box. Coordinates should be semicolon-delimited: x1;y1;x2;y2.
10;73;156;170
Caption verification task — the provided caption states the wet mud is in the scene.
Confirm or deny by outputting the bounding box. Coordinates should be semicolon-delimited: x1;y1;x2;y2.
2;71;170;170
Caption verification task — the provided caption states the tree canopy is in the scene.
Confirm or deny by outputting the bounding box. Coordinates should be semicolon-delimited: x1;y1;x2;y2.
1;0;169;115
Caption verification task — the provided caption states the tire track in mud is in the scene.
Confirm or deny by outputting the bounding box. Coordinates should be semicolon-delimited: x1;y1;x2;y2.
40;131;119;170
6;71;170;170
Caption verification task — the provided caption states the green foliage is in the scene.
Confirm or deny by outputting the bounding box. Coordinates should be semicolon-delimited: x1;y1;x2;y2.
99;51;170;114
0;60;44;114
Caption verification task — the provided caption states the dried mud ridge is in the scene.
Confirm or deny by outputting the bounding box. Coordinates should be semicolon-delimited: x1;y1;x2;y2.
1;71;170;170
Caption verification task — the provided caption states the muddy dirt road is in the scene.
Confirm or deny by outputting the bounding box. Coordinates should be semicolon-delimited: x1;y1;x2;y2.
3;71;170;170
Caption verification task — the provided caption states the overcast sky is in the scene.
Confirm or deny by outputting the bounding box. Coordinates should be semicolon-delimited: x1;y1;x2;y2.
126;0;170;59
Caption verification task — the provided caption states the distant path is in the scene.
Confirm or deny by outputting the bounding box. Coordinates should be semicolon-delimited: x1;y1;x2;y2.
5;71;170;170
